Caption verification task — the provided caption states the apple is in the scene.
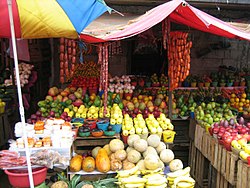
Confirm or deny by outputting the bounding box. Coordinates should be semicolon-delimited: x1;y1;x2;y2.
217;132;224;139
212;127;219;134
244;145;250;155
239;127;248;134
238;138;248;146
224;136;233;144
240;151;250;160
243;134;250;142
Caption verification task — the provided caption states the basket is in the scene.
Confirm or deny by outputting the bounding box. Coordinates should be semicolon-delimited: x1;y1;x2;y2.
163;130;176;143
121;134;128;144
111;124;122;133
97;121;109;131
5;167;47;188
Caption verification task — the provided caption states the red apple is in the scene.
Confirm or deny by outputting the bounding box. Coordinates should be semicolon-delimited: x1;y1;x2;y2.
239;128;248;134
212;127;219;134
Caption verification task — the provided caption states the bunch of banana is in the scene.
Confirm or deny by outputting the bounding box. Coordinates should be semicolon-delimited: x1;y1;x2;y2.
122;114;135;136
116;166;146;188
173;176;195;188
143;173;167;188
166;167;191;187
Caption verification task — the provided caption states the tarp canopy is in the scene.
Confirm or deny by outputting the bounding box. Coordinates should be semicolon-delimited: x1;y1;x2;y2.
80;0;250;43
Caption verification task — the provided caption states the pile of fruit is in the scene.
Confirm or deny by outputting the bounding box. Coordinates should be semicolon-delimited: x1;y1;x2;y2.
209;117;250;162
69;134;195;187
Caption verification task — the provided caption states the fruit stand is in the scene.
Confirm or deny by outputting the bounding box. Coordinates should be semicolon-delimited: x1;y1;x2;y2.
1;0;250;187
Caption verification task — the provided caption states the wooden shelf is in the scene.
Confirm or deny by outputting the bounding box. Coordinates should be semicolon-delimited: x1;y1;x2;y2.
75;134;120;140
68;170;116;176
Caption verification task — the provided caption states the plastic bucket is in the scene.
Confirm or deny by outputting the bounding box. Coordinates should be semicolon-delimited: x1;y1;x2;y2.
97;121;109;131
122;134;128;144
5;167;47;188
111;124;122;133
163;130;176;143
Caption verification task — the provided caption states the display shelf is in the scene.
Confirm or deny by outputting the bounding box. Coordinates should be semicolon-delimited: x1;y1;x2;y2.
73;134;120;154
2;164;67;170
68;170;116;176
145;86;246;90
9;146;72;158
75;133;120;140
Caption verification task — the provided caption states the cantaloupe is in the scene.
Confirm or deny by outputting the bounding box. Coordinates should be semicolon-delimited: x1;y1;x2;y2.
136;160;146;171
169;159;183;172
134;139;148;153
126;146;134;153
144;154;160;170
127;149;141;164
109;139;124;153
160;149;175;164
147;134;160;148
127;134;141;147
156;142;166;154
92;146;102;158
143;146;158;158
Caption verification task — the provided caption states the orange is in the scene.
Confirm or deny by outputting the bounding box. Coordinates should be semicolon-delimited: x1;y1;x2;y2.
235;98;240;102
242;93;247;98
230;98;235;103
231;93;236;98
240;98;246;103
239;102;244;107
239;107;243;111
246;99;250;104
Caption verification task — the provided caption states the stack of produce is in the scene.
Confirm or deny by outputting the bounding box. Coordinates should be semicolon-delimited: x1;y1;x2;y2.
4;62;34;87
209;117;250;152
168;31;192;91
68;61;100;93
59;38;77;83
69;135;195;188
108;75;135;95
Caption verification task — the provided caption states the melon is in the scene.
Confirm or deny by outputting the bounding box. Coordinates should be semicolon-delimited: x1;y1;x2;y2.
136;160;146;171
134;139;148;153
143;146;158;158
127;149;141;164
126;146;134;153
114;149;127;161
109;139;124;153
103;144;111;156
127;134;141;147
144;154;161;170
147;134;161;148
92;146;102;158
160;149;175;164
169;159;183;172
156;142;166;154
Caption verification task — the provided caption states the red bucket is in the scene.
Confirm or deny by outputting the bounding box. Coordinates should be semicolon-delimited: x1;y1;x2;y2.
122;134;128;145
5;167;47;188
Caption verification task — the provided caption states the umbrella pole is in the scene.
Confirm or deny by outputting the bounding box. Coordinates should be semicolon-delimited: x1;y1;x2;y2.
7;0;34;188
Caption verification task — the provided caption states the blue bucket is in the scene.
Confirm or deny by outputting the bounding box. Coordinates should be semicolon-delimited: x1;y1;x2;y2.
112;124;122;133
97;121;109;131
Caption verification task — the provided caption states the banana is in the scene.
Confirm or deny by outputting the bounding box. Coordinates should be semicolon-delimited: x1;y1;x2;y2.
145;183;167;188
143;173;165;179
141;168;163;175
124;183;144;188
167;167;191;178
116;166;139;178
176;182;195;188
146;177;167;186
173;176;195;188
119;177;147;184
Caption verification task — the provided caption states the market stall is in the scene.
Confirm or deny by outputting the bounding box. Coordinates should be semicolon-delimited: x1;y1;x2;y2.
0;0;250;187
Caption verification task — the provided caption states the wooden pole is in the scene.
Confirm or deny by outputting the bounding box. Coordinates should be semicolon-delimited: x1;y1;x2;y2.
166;19;173;119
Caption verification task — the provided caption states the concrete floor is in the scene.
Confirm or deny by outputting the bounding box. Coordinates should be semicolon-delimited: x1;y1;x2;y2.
0;170;11;188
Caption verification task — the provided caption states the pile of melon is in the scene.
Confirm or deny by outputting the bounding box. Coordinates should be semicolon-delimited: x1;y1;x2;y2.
95;134;183;172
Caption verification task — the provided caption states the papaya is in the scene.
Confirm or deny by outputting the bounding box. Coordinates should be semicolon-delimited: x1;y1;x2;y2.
95;149;110;173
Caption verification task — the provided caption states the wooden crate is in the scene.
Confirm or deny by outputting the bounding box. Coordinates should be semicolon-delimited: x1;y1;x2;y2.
236;160;250;188
194;124;205;151
73;134;120;154
201;132;211;158
189;141;209;188
224;151;238;185
216;172;230;188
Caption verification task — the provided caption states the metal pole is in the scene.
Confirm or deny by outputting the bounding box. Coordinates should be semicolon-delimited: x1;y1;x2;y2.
7;0;34;187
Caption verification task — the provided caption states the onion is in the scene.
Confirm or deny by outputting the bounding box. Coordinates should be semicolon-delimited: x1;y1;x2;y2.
219;120;224;127
229;118;235;126
224;120;229;127
239;117;244;125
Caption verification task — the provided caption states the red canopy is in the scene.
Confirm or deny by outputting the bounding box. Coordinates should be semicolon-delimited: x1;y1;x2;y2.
80;0;250;43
